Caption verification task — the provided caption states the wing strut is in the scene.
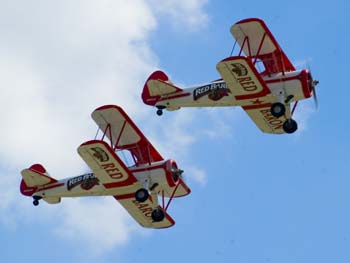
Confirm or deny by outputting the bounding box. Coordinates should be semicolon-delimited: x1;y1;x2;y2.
253;33;267;65
101;124;112;144
238;37;251;57
291;101;299;116
113;120;127;151
238;34;268;67
159;182;181;212
99;121;128;152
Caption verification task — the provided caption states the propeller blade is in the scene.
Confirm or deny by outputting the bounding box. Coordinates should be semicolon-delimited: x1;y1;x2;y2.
311;80;319;109
313;87;318;109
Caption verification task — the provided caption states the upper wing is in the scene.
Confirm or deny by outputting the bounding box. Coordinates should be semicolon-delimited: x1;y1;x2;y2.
78;140;175;228
92;105;163;166
230;18;295;75
216;56;271;100
242;103;290;134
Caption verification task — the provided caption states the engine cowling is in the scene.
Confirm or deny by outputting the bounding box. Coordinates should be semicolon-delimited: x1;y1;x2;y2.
164;159;182;187
130;159;182;196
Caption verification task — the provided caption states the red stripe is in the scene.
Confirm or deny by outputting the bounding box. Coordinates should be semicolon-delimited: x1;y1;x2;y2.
235;88;270;100
242;103;272;110
158;92;190;101
114;193;135;200
39;183;65;191
131;163;164;173
103;177;137;189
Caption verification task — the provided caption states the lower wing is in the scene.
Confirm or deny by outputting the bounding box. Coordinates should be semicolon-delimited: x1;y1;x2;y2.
242;103;290;134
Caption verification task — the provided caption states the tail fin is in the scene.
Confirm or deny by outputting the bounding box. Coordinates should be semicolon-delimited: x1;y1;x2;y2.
20;164;57;196
142;70;183;106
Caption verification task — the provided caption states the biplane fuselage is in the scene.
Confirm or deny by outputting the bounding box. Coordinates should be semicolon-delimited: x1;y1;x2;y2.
21;159;183;201
154;69;313;109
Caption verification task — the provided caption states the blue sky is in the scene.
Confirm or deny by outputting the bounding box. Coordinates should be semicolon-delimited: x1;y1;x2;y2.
1;0;349;262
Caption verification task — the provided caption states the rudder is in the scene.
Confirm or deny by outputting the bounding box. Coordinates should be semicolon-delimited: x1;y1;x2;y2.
20;164;57;196
142;70;182;106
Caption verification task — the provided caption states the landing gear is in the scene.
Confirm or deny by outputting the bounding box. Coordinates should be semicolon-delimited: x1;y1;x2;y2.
156;106;166;116
283;119;298;134
32;196;42;206
270;102;286;118
156;109;163;116
135;188;149;203
151;208;165;222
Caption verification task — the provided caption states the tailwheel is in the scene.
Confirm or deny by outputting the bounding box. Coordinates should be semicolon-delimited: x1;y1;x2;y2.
156;106;166;116
270;102;286;118
32;196;41;206
151;208;165;222
135;188;149;203
283;119;298;134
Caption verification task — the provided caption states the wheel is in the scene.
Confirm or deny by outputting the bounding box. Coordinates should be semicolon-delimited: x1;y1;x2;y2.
283;119;298;134
151;208;165;222
270;102;286;118
156;109;163;116
33;200;39;206
135;188;149;202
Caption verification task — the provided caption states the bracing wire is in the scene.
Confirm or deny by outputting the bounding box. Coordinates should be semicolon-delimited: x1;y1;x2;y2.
94;128;100;140
230;40;237;56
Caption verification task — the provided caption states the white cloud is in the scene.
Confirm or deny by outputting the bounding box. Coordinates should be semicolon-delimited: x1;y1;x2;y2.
292;100;317;134
0;0;210;254
186;165;207;186
147;0;209;31
53;197;147;255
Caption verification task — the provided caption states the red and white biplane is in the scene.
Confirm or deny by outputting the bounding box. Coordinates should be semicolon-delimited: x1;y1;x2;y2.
20;105;190;229
142;18;319;134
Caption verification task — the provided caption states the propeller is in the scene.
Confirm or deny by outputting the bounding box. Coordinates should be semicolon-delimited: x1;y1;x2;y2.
171;164;184;182
308;69;319;109
310;79;319;109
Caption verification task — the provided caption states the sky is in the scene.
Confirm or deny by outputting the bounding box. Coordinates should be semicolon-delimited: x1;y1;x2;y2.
0;0;349;262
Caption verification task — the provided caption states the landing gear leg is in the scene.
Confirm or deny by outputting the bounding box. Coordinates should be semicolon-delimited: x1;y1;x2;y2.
33;196;42;206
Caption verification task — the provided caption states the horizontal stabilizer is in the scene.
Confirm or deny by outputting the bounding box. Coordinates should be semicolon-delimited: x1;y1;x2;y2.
142;71;182;106
43;197;61;204
21;164;57;187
